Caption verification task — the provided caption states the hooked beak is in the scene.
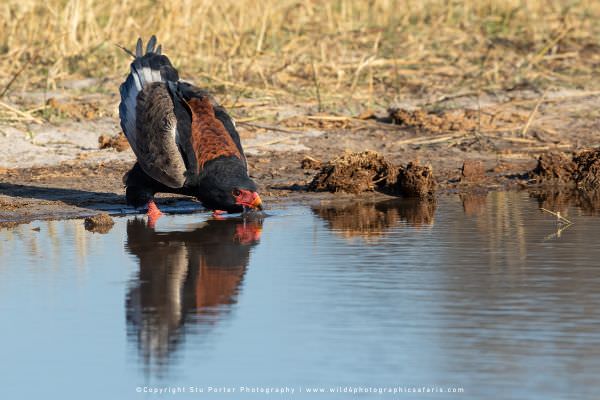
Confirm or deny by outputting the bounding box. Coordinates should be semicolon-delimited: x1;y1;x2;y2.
250;193;263;210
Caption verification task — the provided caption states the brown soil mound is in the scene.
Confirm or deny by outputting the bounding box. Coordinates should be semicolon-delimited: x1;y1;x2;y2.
98;132;130;152
308;151;395;194
308;151;436;199
392;162;436;199
529;153;577;186
84;213;115;234
529;149;600;190
573;149;600;190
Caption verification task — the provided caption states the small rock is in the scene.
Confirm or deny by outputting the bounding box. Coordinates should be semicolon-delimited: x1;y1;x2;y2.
98;132;130;152
461;160;485;182
84;213;114;234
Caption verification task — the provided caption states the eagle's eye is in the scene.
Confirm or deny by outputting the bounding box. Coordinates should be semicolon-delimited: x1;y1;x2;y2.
232;189;241;197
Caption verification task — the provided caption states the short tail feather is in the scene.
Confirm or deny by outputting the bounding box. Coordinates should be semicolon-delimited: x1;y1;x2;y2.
119;36;179;149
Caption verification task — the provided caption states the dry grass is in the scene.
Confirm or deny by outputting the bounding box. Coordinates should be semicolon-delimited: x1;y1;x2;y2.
1;0;600;112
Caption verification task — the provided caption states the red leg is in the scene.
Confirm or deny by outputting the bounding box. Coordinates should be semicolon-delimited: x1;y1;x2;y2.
146;199;163;228
212;209;226;219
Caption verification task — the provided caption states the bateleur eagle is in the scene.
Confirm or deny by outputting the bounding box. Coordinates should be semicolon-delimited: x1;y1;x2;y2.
119;36;262;225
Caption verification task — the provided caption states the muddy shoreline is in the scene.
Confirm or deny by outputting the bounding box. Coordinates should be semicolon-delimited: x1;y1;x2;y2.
0;151;566;227
2;154;599;228
2;88;600;226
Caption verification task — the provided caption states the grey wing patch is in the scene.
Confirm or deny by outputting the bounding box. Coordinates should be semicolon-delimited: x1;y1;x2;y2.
134;82;187;188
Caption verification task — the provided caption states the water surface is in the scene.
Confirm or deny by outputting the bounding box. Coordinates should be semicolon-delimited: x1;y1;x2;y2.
1;192;599;400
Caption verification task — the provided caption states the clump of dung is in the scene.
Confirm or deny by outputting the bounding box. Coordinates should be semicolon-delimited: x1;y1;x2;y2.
308;151;395;194
99;132;130;152
528;150;600;190
573;149;600;190
529;153;576;186
393;162;436;198
84;213;114;234
308;151;435;199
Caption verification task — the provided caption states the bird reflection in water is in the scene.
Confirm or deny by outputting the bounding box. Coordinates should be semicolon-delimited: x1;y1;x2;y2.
312;198;436;240
125;216;263;373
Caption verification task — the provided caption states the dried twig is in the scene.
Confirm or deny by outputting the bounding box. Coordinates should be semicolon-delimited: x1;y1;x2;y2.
311;60;322;112
0;101;43;124
396;132;469;146
238;121;306;135
540;207;572;224
520;91;546;137
0;60;31;99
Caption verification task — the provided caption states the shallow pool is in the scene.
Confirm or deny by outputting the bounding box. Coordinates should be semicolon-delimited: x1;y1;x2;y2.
1;192;599;399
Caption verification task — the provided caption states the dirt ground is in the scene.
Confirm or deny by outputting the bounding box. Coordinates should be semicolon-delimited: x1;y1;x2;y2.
1;83;600;226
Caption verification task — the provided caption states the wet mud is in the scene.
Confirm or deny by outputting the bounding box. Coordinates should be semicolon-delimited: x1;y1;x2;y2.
3;88;600;226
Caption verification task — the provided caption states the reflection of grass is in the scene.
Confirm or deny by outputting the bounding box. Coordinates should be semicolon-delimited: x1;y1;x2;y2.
0;0;599;111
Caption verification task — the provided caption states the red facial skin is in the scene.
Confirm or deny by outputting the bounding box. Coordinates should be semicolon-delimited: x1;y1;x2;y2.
234;189;262;210
211;190;261;218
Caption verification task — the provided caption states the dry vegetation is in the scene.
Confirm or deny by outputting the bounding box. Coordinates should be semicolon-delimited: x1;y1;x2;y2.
1;0;599;113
